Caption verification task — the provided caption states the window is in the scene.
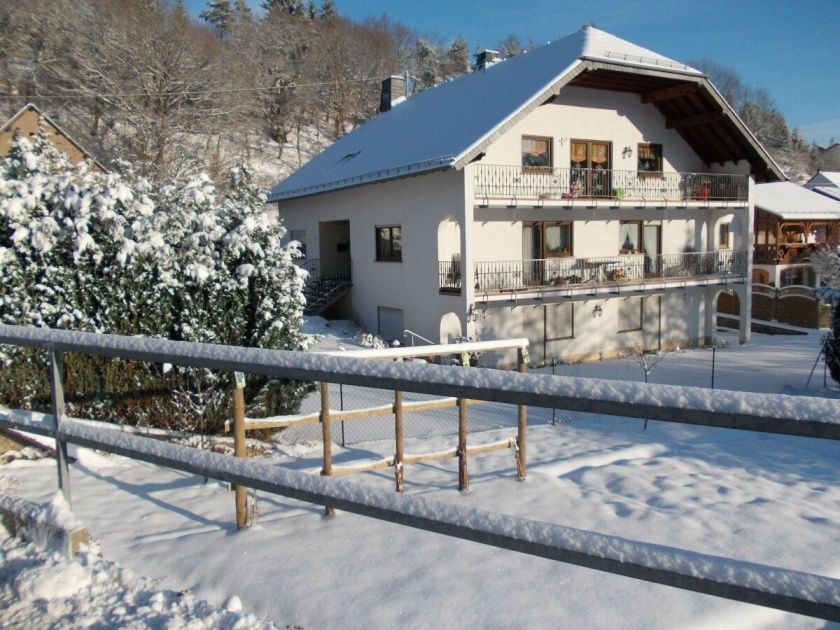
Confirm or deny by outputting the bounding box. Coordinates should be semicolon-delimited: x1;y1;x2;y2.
546;303;574;340
376;225;402;262
523;221;573;258
521;135;552;168
718;222;730;249
618;298;643;332
619;221;641;254
637;143;662;176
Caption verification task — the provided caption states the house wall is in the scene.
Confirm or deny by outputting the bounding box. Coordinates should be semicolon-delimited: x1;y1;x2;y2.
0;108;102;170
476;287;711;366
278;170;467;345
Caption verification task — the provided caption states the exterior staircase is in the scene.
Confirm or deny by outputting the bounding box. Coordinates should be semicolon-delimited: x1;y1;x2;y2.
300;259;352;315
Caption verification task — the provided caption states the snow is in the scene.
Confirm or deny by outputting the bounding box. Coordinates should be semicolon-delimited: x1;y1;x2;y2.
755;181;840;220
267;27;700;202
1;326;840;627
0;533;277;628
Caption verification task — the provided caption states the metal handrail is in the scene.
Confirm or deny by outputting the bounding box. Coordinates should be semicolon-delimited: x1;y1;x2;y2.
403;329;435;347
0;324;839;621
464;250;746;292
473;164;748;202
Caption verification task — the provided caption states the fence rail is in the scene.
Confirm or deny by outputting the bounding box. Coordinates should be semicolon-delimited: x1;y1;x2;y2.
474;165;748;202
462;250;746;292
1;324;839;622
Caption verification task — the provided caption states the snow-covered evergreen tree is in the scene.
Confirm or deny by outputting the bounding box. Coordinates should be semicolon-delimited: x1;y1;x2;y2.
0;130;310;429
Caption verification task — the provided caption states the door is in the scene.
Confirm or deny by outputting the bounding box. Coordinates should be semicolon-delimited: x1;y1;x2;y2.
642;223;661;277
570;140;611;197
521;223;543;285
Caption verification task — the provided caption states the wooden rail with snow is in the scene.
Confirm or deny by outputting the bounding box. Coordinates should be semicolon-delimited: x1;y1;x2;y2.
1;325;839;621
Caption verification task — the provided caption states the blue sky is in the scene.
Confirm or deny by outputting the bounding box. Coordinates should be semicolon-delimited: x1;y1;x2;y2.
187;0;840;145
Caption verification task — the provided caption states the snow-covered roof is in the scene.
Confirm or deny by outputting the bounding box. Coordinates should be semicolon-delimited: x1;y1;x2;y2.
268;27;702;202
811;186;840;202
755;181;840;220
806;171;840;187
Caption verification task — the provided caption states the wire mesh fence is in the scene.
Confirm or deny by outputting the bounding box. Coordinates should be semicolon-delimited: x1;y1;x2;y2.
279;328;835;446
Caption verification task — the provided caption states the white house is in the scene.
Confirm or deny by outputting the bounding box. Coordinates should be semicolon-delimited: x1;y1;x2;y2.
268;27;784;366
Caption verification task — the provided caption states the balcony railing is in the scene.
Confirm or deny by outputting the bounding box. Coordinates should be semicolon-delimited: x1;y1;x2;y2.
754;243;835;265
473;165;748;203
439;250;746;293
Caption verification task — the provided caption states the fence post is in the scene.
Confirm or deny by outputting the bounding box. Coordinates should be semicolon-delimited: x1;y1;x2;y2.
516;347;528;480
458;397;469;491
320;382;334;515
48;350;71;505
232;372;248;529
394;390;405;492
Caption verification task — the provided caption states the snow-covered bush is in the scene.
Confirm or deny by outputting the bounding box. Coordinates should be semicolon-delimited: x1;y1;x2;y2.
0;131;310;431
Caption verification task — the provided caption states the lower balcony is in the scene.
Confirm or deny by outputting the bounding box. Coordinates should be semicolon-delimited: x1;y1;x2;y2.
439;250;747;296
473;165;748;206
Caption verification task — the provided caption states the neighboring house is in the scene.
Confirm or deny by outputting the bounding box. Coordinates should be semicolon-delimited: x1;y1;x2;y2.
817;144;840;171
268;26;783;366
0;103;106;172
806;171;840;202
753;182;840;287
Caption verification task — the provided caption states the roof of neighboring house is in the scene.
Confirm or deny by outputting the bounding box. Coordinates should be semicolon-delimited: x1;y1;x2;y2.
0;103;106;172
806;171;840;187
811;186;840;202
755;181;840;220
268;26;783;203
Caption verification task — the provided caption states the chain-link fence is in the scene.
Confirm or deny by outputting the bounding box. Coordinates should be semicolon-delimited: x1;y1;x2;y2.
279;329;834;446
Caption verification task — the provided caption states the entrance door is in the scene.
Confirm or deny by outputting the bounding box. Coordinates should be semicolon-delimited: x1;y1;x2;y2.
318;220;351;277
570;140;611;197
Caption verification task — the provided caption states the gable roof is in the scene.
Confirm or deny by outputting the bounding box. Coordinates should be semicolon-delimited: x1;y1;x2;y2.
806;171;840;187
268;27;783;202
0;103;107;172
755;182;840;220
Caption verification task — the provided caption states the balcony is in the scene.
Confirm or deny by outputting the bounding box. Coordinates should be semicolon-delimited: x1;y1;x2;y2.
438;250;747;296
473;165;748;206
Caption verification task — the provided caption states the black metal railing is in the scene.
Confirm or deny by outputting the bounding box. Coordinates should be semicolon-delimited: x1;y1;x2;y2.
300;258;352;313
473;165;748;202
438;260;462;293
457;250;746;292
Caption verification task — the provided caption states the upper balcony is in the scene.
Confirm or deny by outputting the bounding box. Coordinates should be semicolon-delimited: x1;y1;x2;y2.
473;165;748;208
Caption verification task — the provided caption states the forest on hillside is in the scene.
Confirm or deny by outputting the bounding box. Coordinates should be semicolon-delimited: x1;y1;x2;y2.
0;0;822;186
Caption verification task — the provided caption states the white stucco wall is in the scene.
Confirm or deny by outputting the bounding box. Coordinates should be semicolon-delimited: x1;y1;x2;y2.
278;170;467;345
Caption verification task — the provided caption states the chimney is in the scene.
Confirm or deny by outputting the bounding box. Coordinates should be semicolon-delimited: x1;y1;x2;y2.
474;49;501;71
379;75;407;113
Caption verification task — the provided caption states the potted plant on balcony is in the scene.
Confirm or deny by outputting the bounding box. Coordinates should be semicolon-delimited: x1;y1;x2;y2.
613;187;625;200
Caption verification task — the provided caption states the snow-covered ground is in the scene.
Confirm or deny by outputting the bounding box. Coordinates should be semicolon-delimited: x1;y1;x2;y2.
1;324;839;629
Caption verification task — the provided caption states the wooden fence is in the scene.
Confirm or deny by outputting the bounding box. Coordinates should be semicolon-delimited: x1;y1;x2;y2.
719;284;829;328
227;339;530;496
0;324;839;622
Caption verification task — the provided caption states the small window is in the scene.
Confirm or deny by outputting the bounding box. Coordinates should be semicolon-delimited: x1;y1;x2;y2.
637;143;662;177
619;221;641;254
718;222;730;249
546;303;574;340
376;225;402;262
618;298;643;333
522;135;552;169
523;221;573;258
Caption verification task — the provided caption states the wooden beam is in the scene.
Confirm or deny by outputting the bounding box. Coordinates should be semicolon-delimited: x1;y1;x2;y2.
320;383;334;515
231;374;248;530
666;112;723;129
642;83;699;103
